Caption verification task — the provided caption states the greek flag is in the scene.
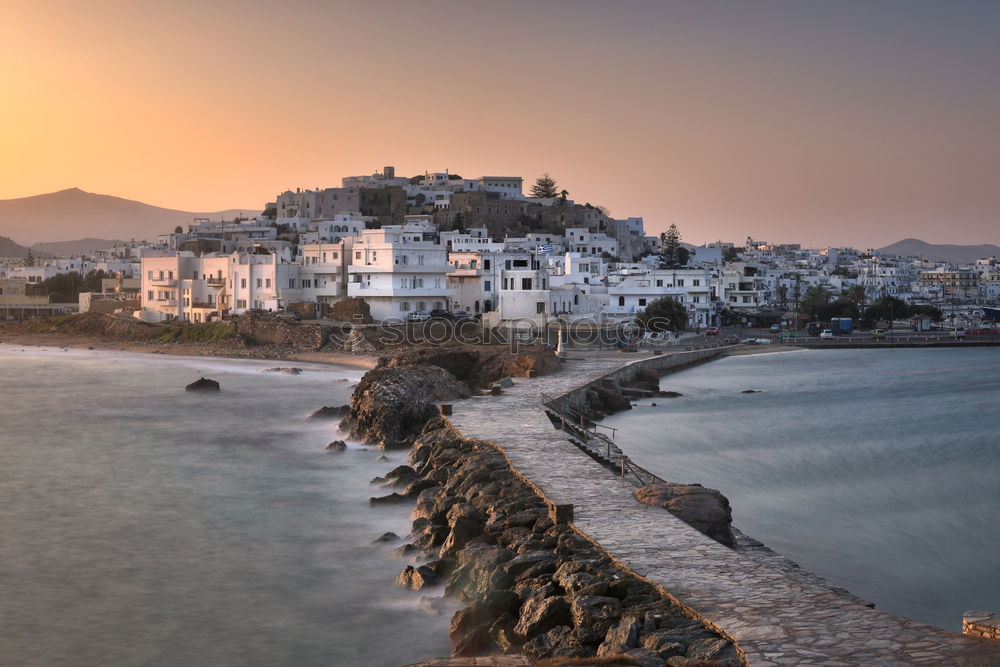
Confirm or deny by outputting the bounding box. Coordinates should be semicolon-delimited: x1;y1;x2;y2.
535;244;554;253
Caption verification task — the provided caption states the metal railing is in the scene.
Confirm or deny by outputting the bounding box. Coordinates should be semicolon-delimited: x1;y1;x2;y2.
541;391;665;488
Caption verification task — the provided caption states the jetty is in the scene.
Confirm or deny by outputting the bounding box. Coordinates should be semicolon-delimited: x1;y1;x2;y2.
444;347;1000;666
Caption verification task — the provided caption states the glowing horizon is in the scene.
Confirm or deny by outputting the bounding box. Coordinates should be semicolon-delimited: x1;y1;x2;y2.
3;0;998;247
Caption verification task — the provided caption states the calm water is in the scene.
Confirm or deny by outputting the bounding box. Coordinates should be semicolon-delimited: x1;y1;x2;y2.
602;347;1000;631
0;346;453;667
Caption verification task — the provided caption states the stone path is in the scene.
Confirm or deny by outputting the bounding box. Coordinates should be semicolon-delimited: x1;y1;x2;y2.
448;349;1000;666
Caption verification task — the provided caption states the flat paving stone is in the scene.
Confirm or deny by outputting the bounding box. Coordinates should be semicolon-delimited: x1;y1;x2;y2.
447;349;1000;666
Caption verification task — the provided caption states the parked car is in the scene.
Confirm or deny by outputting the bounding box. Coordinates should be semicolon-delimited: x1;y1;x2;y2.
429;309;452;320
951;328;966;340
407;311;430;322
705;326;720;336
769;323;782;333
820;329;835;339
872;329;886;340
724;335;740;345
451;311;472;321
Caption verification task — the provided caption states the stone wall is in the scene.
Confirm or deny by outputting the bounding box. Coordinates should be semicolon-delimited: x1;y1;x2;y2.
964;611;1000;640
554;348;724;415
230;315;331;350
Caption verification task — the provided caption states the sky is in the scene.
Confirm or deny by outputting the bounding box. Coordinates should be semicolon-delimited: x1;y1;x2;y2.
2;0;998;248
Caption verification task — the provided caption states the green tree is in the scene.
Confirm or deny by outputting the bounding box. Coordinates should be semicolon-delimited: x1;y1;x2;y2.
529;173;559;198
636;296;690;334
863;296;911;325
557;189;569;206
174;225;183;234
658;224;689;268
910;304;942;321
799;285;834;320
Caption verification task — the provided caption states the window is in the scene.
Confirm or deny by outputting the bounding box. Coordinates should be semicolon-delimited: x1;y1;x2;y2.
638;298;647;306
484;259;491;270
289;279;295;288
237;299;247;309
265;278;271;289
677;279;684;287
536;302;545;314
400;301;410;311
692;279;700;286
147;270;153;279
521;278;533;290
484;280;491;291
618;296;625;307
417;301;426;311
241;278;247;289
302;279;312;288
355;252;361;260
193;271;199;280
656;280;663;287
147;290;153;301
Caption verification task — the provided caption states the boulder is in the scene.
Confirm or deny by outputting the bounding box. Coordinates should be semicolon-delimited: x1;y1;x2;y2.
372;531;399;544
342;365;471;448
325;440;347;452
514;596;572;640
570;596;623;638
185;377;220;392
306;405;349;421
596;615;640;656
396;564;437;590
633;482;735;547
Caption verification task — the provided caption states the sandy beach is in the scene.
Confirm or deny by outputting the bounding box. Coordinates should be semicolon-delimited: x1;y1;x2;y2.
0;329;378;369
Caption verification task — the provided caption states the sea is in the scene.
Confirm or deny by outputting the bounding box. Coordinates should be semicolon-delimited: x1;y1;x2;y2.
600;346;1000;631
0;345;454;667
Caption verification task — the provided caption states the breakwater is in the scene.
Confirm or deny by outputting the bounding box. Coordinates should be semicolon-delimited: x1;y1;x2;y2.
436;348;1000;665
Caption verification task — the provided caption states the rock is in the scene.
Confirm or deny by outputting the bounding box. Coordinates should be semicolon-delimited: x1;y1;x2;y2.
596;615;640;656
514;595;572;640
522;625;589;660
439;516;485;556
634;482;735;547
685;637;741;664
369;492;407;505
372;531;399;544
307;405;350;420
185;377;220;392
570;596;623;638
374;454;389;462
503;551;558;578
325;440;347;452
396;564;437;590
659;391;683;398
402;478;438;497
741;389;762;394
264;367;303;375
343;365;472;448
391;543;420;558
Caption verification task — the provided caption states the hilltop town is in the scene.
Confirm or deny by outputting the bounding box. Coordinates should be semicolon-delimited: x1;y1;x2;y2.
2;166;999;331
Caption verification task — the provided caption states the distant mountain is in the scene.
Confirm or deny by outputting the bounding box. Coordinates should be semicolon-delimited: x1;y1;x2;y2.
878;238;1000;264
0;188;258;245
31;238;122;257
0;235;34;258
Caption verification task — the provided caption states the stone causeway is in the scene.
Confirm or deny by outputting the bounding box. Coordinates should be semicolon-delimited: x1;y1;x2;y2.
445;348;1000;666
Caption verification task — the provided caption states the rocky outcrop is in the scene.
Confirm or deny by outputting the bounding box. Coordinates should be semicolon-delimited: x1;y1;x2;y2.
185;377;220;392
634;483;735;548
342;365;471;449
392;420;740;664
380;346;559;390
342;347;559;449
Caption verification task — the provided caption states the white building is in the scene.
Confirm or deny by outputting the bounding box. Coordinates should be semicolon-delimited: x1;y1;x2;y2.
346;226;453;321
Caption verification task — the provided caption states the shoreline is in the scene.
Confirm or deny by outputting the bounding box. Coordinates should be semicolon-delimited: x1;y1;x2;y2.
0;330;378;369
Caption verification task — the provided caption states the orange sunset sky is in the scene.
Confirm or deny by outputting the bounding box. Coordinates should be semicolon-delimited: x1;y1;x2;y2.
2;0;998;247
